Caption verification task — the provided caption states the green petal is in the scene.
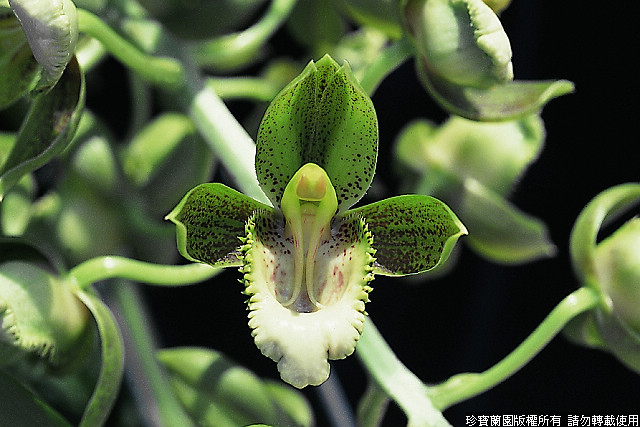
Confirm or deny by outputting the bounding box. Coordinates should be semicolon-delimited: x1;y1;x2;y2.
0;370;71;426
74;288;124;427
9;0;78;90
256;54;378;213
286;0;345;51
461;178;556;264
0;55;85;199
166;183;274;267
348;195;467;276
336;0;403;39
417;56;574;121
0;6;40;109
122;113;196;187
157;347;313;427
395;114;545;196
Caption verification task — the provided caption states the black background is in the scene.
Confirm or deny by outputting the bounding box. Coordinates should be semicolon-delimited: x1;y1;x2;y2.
132;1;640;425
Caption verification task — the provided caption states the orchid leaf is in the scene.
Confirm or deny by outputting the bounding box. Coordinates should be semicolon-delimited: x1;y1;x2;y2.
417;56;574;121
74;288;124;427
166;183;274;267
0;369;71;426
347;194;467;275
157;347;313;427
461;179;556;264
0;6;40;109
0;55;84;199
256;54;378;213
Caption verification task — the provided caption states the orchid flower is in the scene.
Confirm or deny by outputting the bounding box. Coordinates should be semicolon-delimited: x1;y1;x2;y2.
166;54;467;388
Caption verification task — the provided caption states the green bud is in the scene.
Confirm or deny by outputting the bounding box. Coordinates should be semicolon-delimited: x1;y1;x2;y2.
395;115;554;264
0;260;93;371
396;114;544;196
9;0;78;90
404;0;513;88
568;183;640;373
594;218;640;334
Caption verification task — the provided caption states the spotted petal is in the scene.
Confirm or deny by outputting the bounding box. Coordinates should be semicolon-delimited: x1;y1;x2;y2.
165;183;274;267
348;195;467;275
255;54;378;213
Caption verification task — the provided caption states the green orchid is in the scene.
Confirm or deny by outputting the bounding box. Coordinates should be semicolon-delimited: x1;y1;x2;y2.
167;54;467;388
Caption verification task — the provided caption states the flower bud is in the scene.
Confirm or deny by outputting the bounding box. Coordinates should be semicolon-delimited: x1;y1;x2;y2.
9;0;78;90
594;218;640;335
404;0;513;88
568;183;640;373
0;260;93;371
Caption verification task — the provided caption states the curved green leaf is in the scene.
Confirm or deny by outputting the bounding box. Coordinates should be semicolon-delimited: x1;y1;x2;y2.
461;178;556;264
166;183;274;267
417;56;574;121
74;288;124;427
256;54;378;213
0;55;85;199
347;194;467;275
0;369;71;427
157;347;313;427
569;183;640;286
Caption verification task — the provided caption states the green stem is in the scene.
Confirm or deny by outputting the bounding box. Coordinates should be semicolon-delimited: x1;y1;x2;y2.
192;0;298;71
428;286;602;410
356;318;451;427
67;256;219;290
206;76;281;102
108;280;195;427
357;381;391;427
118;16;270;203
76;8;184;87
183;74;270;203
359;37;413;96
